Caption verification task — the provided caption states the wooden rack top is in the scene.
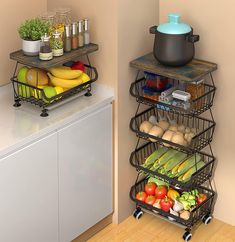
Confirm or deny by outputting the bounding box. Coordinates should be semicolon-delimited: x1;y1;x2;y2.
130;53;217;82
10;43;98;70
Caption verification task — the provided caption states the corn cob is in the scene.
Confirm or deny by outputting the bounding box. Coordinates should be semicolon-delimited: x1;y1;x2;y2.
167;161;184;178
181;161;206;182
176;154;201;177
150;149;179;171
141;147;168;169
158;152;187;174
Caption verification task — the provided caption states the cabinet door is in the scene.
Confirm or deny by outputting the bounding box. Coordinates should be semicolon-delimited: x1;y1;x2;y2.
0;133;58;242
58;104;112;242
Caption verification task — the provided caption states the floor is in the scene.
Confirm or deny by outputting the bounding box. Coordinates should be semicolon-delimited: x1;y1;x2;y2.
88;213;235;242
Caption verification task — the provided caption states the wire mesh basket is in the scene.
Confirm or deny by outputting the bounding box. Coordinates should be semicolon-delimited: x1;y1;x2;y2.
130;107;216;152
130;78;216;116
130;178;215;227
130;142;215;189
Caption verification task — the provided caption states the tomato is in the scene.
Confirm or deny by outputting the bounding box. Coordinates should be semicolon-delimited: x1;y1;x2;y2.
145;195;156;206
136;192;147;202
155;185;168;199
160;196;174;212
197;194;207;205
145;182;157;195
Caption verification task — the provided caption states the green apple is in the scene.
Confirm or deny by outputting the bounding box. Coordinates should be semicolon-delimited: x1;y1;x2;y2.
17;66;31;98
43;86;57;103
17;66;29;83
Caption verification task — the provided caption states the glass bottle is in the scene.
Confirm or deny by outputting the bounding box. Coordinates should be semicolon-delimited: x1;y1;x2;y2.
55;7;71;35
39;33;53;61
41;11;56;35
64;24;72;52
71;22;78;50
51;31;63;57
84;19;90;45
78;20;84;47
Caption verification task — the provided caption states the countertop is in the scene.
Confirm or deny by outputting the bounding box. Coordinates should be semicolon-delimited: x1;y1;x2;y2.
0;83;114;158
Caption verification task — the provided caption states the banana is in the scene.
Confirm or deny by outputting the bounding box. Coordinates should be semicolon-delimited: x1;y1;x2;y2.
48;73;83;89
49;66;83;79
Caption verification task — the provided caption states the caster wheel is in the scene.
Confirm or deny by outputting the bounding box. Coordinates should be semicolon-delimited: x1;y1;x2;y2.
183;231;192;242
133;208;143;220
202;214;212;225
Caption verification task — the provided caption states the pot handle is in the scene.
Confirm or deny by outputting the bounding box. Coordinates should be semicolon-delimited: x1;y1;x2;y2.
188;35;200;43
150;26;158;34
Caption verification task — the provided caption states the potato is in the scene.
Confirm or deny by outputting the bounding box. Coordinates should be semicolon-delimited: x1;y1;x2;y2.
148;126;164;142
139;121;153;133
158;120;170;131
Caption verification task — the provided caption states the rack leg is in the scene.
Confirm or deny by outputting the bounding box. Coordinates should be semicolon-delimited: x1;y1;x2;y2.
13;98;21;107
40;108;49;117
85;86;92;97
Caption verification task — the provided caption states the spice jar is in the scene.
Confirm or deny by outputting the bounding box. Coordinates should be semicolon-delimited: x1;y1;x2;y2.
83;19;90;45
51;31;63;57
71;22;78;50
64;24;71;52
186;79;205;109
55;7;71;34
39;34;53;61
78;20;84;47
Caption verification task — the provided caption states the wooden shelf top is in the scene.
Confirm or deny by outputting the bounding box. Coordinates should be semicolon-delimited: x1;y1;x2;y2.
130;53;217;82
10;43;98;70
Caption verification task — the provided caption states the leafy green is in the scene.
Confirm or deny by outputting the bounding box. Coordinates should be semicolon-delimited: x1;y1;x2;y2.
18;18;50;41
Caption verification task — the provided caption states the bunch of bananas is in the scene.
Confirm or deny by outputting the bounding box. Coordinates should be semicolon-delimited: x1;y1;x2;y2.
48;66;91;89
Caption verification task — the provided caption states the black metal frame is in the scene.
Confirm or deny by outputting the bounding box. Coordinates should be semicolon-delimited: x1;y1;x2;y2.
11;55;98;117
129;65;217;239
130;177;215;229
130;141;215;189
130;106;216;152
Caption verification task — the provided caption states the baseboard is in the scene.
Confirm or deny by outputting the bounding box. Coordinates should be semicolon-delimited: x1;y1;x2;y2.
72;214;113;242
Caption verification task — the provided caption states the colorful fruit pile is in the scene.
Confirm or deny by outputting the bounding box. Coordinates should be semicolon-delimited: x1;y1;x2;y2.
135;178;207;221
16;61;91;101
141;147;205;183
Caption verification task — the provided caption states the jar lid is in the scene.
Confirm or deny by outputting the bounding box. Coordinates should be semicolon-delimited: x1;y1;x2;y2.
56;7;71;14
157;13;191;35
53;30;61;37
41;33;50;41
41;11;56;19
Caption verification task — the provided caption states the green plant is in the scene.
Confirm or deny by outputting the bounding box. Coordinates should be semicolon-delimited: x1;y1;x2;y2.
18;18;50;41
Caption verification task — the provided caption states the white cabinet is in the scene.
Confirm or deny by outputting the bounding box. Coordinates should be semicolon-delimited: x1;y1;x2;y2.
0;133;58;242
58;104;113;242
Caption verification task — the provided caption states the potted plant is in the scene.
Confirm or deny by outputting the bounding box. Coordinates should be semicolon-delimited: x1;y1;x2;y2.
18;18;50;56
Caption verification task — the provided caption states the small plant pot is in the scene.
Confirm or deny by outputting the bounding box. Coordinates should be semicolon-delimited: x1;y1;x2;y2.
22;39;41;56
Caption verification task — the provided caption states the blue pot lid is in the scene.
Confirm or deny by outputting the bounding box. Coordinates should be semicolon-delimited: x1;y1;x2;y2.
157;13;191;35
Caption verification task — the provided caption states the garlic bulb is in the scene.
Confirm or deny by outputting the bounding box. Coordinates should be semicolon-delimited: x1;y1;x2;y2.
149;115;157;125
173;200;184;212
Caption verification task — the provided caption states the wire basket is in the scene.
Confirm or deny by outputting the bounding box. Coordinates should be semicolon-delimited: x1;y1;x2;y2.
130;78;216;116
130;142;215;189
130;107;216;152
11;64;98;116
130;178;215;228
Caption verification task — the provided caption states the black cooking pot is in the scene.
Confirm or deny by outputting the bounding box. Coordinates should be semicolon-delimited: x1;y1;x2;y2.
150;14;200;66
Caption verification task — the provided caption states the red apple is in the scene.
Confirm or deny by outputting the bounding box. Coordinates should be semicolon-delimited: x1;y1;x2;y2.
71;61;85;72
